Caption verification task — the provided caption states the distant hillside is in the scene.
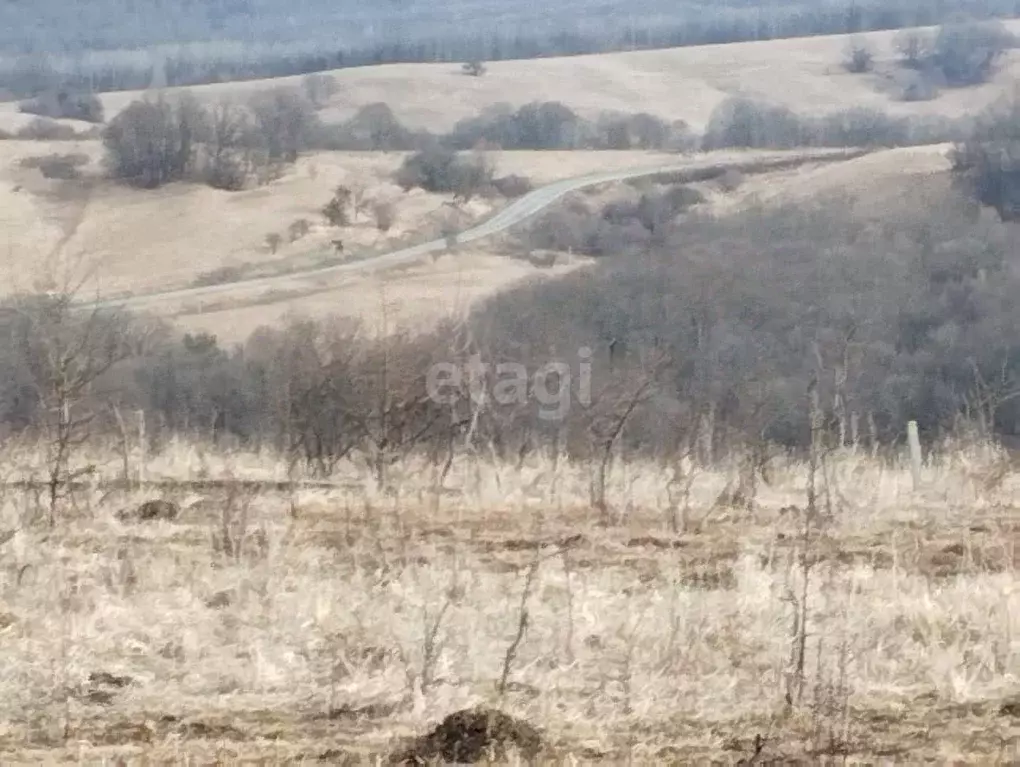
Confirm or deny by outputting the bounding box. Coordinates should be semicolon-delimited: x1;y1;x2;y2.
2;0;1019;96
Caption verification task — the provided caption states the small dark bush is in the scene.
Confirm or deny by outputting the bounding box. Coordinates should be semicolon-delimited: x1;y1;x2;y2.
317;102;424;151
843;41;875;73
952;97;1020;221
288;218;311;242
373;201;396;232
19;152;90;179
444;100;581;150
16;118;78;140
395;147;493;198
492;174;532;197
898;70;941;102
703;97;960;149
703;98;805;150
895;29;935;69
19;89;104;123
931;20;1016;87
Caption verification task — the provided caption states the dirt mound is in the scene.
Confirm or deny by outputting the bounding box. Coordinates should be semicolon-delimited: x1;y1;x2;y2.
118;499;180;522
392;707;543;764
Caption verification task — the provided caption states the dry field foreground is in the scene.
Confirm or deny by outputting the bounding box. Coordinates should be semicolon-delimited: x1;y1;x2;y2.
0;438;1016;763
19;21;1017;136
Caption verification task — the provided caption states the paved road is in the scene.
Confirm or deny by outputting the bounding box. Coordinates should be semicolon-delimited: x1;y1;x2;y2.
87;148;863;313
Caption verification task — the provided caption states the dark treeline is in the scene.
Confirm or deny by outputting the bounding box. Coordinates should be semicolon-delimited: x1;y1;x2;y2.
94;88;964;195
4;97;1020;478
4;131;1020;476
3;180;1015;474
3;0;1020;98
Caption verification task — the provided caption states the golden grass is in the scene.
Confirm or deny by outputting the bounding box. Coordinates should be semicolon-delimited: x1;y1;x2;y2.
705;142;955;217
0;436;1016;763
33;22;1019;135
3;140;882;342
0;146;491;299
0;141;686;301
171;248;592;343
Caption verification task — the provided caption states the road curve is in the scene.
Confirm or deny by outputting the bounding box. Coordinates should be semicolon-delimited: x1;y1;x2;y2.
87;148;864;313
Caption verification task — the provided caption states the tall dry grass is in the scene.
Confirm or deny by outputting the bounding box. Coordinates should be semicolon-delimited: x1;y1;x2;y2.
0;437;1015;762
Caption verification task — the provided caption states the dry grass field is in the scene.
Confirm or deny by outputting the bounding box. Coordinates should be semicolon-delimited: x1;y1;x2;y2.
2;21;1019;342
170;249;591;343
704;142;955;217
4;22;1010;135
0;436;1016;763
0;141;682;299
1;20;1019;765
1;135;872;343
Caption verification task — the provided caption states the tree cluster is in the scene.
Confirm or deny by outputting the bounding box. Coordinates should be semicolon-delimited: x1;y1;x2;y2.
103;88;320;190
18;87;104;123
702;98;965;150
6;156;1018;476
442;101;694;151
890;20;1016;99
951;95;1020;221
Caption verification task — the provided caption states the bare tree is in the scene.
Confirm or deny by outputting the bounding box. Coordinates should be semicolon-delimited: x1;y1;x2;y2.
205;99;260;191
288;218;311;242
584;354;664;525
843;39;874;73
348;181;370;222
322;185;353;226
5;277;142;525
301;72;338;107
894;29;934;69
248;87;319;164
103;95;186;188
372;201;396;232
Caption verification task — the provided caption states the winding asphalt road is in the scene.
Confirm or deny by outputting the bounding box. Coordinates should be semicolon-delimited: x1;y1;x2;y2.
88;148;864;313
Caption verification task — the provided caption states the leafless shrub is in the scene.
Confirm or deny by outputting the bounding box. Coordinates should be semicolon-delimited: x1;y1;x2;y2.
395;146;494;200
103;93;209;188
19;88;103;123
492;174;532;198
717;168;744;191
16;118;77;141
931;20;1016;87
322;185;352;227
288;218;311;242
897;70;941;102
191;264;247;287
247;86;320;163
894;28;935;68
0;287;146;525
18;153;89;180
842;40;874;73
372;201;396;232
301;72;338;107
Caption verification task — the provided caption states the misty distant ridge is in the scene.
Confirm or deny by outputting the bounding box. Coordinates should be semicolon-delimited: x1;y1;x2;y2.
4;0;1020;57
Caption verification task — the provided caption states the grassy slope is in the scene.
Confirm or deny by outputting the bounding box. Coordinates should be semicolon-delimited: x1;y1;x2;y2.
0;143;685;322
21;21;1014;133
